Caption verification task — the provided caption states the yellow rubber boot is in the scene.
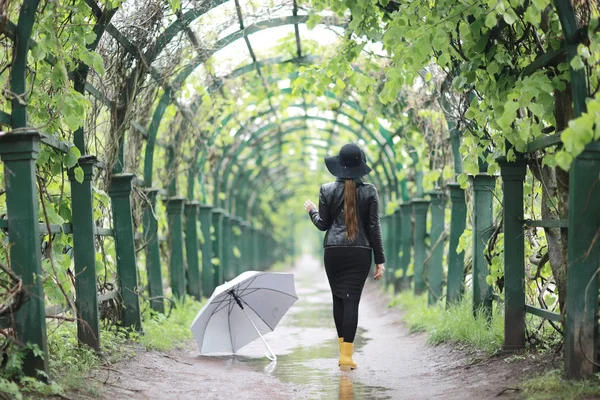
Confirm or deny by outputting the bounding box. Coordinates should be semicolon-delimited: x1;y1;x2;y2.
339;342;357;371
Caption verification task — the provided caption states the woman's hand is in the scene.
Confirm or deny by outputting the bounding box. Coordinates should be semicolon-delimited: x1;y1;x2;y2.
374;264;385;281
304;199;317;213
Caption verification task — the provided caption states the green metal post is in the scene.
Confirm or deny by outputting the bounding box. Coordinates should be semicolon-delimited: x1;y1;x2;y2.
0;131;48;377
553;0;599;380
427;191;446;305
381;216;388;285
252;227;259;271
564;142;600;378
184;202;202;301
221;215;232;281
232;218;242;277
199;205;214;296
400;203;412;290
239;222;249;273
68;156;100;350
211;209;224;287
10;0;40;128
108;174;141;331
386;214;396;288
166;197;186;299
393;208;403;292
471;174;496;317
412;199;430;295
446;183;467;305
498;158;527;351
143;188;164;313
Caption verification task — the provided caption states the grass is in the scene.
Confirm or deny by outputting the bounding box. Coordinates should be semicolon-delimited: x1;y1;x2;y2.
521;369;600;400
392;292;600;399
2;297;204;399
390;291;504;356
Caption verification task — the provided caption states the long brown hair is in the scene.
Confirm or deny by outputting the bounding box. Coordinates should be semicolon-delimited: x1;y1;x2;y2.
344;179;358;241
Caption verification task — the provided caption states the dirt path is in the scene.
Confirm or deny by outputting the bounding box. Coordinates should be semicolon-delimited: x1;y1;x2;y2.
87;255;542;399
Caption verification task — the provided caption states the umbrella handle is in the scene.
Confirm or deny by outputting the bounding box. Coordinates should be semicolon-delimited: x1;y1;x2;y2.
241;307;277;362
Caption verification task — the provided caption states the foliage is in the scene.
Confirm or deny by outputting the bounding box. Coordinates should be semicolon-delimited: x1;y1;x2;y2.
390;291;504;355
138;297;204;351
0;297;203;398
521;369;600;400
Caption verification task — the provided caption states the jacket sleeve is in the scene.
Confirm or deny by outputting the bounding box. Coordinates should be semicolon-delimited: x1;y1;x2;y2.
308;186;331;231
368;188;386;264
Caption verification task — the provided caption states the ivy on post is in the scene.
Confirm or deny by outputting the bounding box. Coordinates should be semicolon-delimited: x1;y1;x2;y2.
211;209;225;287
142;188;164;313
412;199;430;295
497;157;527;352
399;202;412;290
166;197;187;299
198;205;214;296
108;173;141;331
184;201;202;301
68;155;100;350
470;173;496;318
427;191;446;305
0;131;49;377
446;183;467;306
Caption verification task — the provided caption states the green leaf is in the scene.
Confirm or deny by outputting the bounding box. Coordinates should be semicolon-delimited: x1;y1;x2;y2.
457;173;468;188
64;146;81;168
555;150;573;171
74;166;84;183
570;55;585;70
43;204;65;225
503;9;518;25
306;14;322;30
485;12;498;28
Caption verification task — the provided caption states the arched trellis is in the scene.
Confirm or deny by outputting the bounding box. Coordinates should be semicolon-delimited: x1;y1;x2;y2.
237;149;388;224
212;114;396;206
228;136;389;218
149;85;404;201
140;13;346;185
130;10;410;202
213;105;398;191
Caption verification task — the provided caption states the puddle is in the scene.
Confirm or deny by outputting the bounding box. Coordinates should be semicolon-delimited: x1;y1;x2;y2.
222;275;391;399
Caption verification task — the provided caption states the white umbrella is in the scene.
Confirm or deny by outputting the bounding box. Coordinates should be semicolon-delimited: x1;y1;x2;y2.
190;271;298;361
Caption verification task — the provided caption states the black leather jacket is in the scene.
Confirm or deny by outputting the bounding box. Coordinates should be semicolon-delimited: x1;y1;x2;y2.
308;179;386;264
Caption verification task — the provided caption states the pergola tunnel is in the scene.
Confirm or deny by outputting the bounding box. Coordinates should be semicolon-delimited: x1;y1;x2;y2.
0;0;600;392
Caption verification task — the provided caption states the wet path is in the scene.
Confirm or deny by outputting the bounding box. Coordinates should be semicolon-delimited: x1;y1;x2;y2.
94;255;523;400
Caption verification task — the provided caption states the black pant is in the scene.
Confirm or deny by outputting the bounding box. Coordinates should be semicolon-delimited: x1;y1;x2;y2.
324;247;371;343
332;295;361;343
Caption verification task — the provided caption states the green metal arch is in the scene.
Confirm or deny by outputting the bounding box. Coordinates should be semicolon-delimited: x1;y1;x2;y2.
213;115;396;206
229;135;388;218
215;106;395;193
200;99;401;203
235;145;388;222
142;14;344;187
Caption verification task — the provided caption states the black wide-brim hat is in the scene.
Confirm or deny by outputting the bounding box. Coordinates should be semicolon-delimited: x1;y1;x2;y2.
325;143;372;179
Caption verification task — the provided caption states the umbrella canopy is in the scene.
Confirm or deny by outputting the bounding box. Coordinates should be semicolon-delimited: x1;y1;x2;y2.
190;271;298;358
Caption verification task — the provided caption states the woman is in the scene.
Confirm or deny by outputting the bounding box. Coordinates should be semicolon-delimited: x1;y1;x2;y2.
304;143;386;371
